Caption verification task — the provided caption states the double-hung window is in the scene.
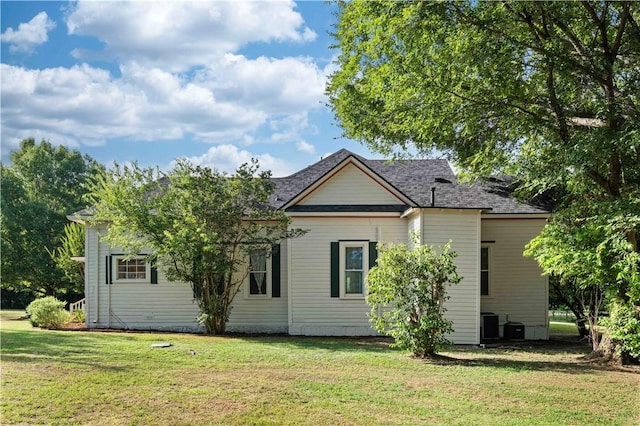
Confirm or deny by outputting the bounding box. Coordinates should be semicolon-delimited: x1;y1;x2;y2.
480;246;490;296
248;249;269;297
244;245;281;298
340;242;369;298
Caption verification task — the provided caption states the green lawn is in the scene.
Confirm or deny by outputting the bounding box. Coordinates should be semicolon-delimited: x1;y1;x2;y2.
549;321;579;335
2;311;638;425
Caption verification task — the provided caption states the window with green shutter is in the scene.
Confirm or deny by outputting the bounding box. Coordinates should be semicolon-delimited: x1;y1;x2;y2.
107;255;154;284
331;241;377;298
245;244;281;298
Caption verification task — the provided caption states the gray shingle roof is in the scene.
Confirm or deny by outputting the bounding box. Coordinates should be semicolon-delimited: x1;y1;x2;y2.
271;149;548;214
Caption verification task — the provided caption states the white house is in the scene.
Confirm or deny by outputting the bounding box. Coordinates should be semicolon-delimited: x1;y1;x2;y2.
70;149;550;344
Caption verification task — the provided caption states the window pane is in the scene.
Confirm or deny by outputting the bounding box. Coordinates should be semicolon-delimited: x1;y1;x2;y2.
250;272;267;295
480;248;488;270
249;249;267;295
117;259;146;280
345;271;363;294
250;250;267;272
481;271;489;296
345;247;363;270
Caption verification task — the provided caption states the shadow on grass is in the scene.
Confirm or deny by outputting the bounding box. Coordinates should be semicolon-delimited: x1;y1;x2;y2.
235;335;395;354
418;353;638;374
1;328;97;353
5;320;633;375
236;335;639;375
0;328;132;371
1;353;129;371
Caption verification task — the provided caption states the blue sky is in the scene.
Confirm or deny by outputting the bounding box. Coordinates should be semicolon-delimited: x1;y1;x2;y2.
1;0;382;176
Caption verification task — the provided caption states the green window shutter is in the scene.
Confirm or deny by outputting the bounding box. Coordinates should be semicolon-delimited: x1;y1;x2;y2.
369;241;378;269
272;244;281;297
192;284;200;300
106;256;112;284
150;265;158;284
330;242;339;297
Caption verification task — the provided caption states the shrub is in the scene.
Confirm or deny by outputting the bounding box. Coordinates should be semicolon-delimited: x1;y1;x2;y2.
604;302;640;363
71;309;85;324
26;296;71;329
366;241;461;357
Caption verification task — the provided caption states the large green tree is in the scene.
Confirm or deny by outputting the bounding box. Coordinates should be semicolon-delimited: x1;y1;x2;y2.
328;1;640;356
86;160;305;335
1;139;104;301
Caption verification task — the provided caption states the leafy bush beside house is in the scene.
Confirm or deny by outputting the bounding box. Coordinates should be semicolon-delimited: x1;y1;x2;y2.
604;303;640;363
366;241;461;357
26;296;70;329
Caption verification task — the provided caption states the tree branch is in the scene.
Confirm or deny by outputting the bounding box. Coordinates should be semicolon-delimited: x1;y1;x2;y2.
471;3;611;89
586;161;622;197
549;16;590;62
567;117;607;128
608;154;622;196
585;168;617;196
545;64;570;143
611;2;630;58
581;1;607;46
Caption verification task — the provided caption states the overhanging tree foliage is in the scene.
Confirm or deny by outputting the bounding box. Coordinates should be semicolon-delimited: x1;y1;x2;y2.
1;139;104;302
48;222;86;294
366;241;461;357
86;159;305;335
328;1;640;358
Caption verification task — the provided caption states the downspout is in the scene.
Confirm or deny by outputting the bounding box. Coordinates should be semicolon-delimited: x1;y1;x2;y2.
94;228;100;325
287;228;293;334
108;260;111;328
431;187;436;207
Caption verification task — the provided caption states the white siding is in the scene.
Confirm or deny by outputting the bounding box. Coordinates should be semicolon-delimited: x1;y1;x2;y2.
85;226;287;333
226;242;289;333
288;216;407;336
481;218;548;339
406;210;421;248
422;210;481;344
84;225;101;326
82;215;547;341
95;241;199;331
299;163;403;205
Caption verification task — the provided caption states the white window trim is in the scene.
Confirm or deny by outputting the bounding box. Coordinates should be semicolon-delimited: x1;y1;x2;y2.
339;241;369;299
112;255;150;284
245;251;272;299
480;246;492;297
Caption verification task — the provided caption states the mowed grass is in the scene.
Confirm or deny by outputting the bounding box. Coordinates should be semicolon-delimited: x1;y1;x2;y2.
2;311;639;425
549;321;580;335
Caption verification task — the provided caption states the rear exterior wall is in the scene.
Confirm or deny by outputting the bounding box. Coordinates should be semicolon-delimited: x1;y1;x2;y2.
480;217;548;340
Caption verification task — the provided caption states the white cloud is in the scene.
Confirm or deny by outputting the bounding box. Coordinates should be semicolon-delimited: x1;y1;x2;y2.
1;12;56;53
296;141;316;154
1;52;327;155
266;113;310;144
0;63;267;155
176;144;295;177
197;54;326;115
66;0;316;72
1;1;329;161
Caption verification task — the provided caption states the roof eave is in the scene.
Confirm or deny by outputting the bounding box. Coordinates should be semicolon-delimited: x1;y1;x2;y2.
481;212;551;219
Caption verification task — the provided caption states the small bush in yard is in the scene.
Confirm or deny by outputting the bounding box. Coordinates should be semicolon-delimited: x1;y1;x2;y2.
26;296;70;329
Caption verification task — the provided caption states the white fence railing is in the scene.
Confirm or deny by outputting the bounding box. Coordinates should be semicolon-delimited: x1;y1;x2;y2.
69;298;86;314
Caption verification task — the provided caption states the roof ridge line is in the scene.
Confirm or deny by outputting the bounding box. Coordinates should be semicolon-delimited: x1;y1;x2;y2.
283;148;356;179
